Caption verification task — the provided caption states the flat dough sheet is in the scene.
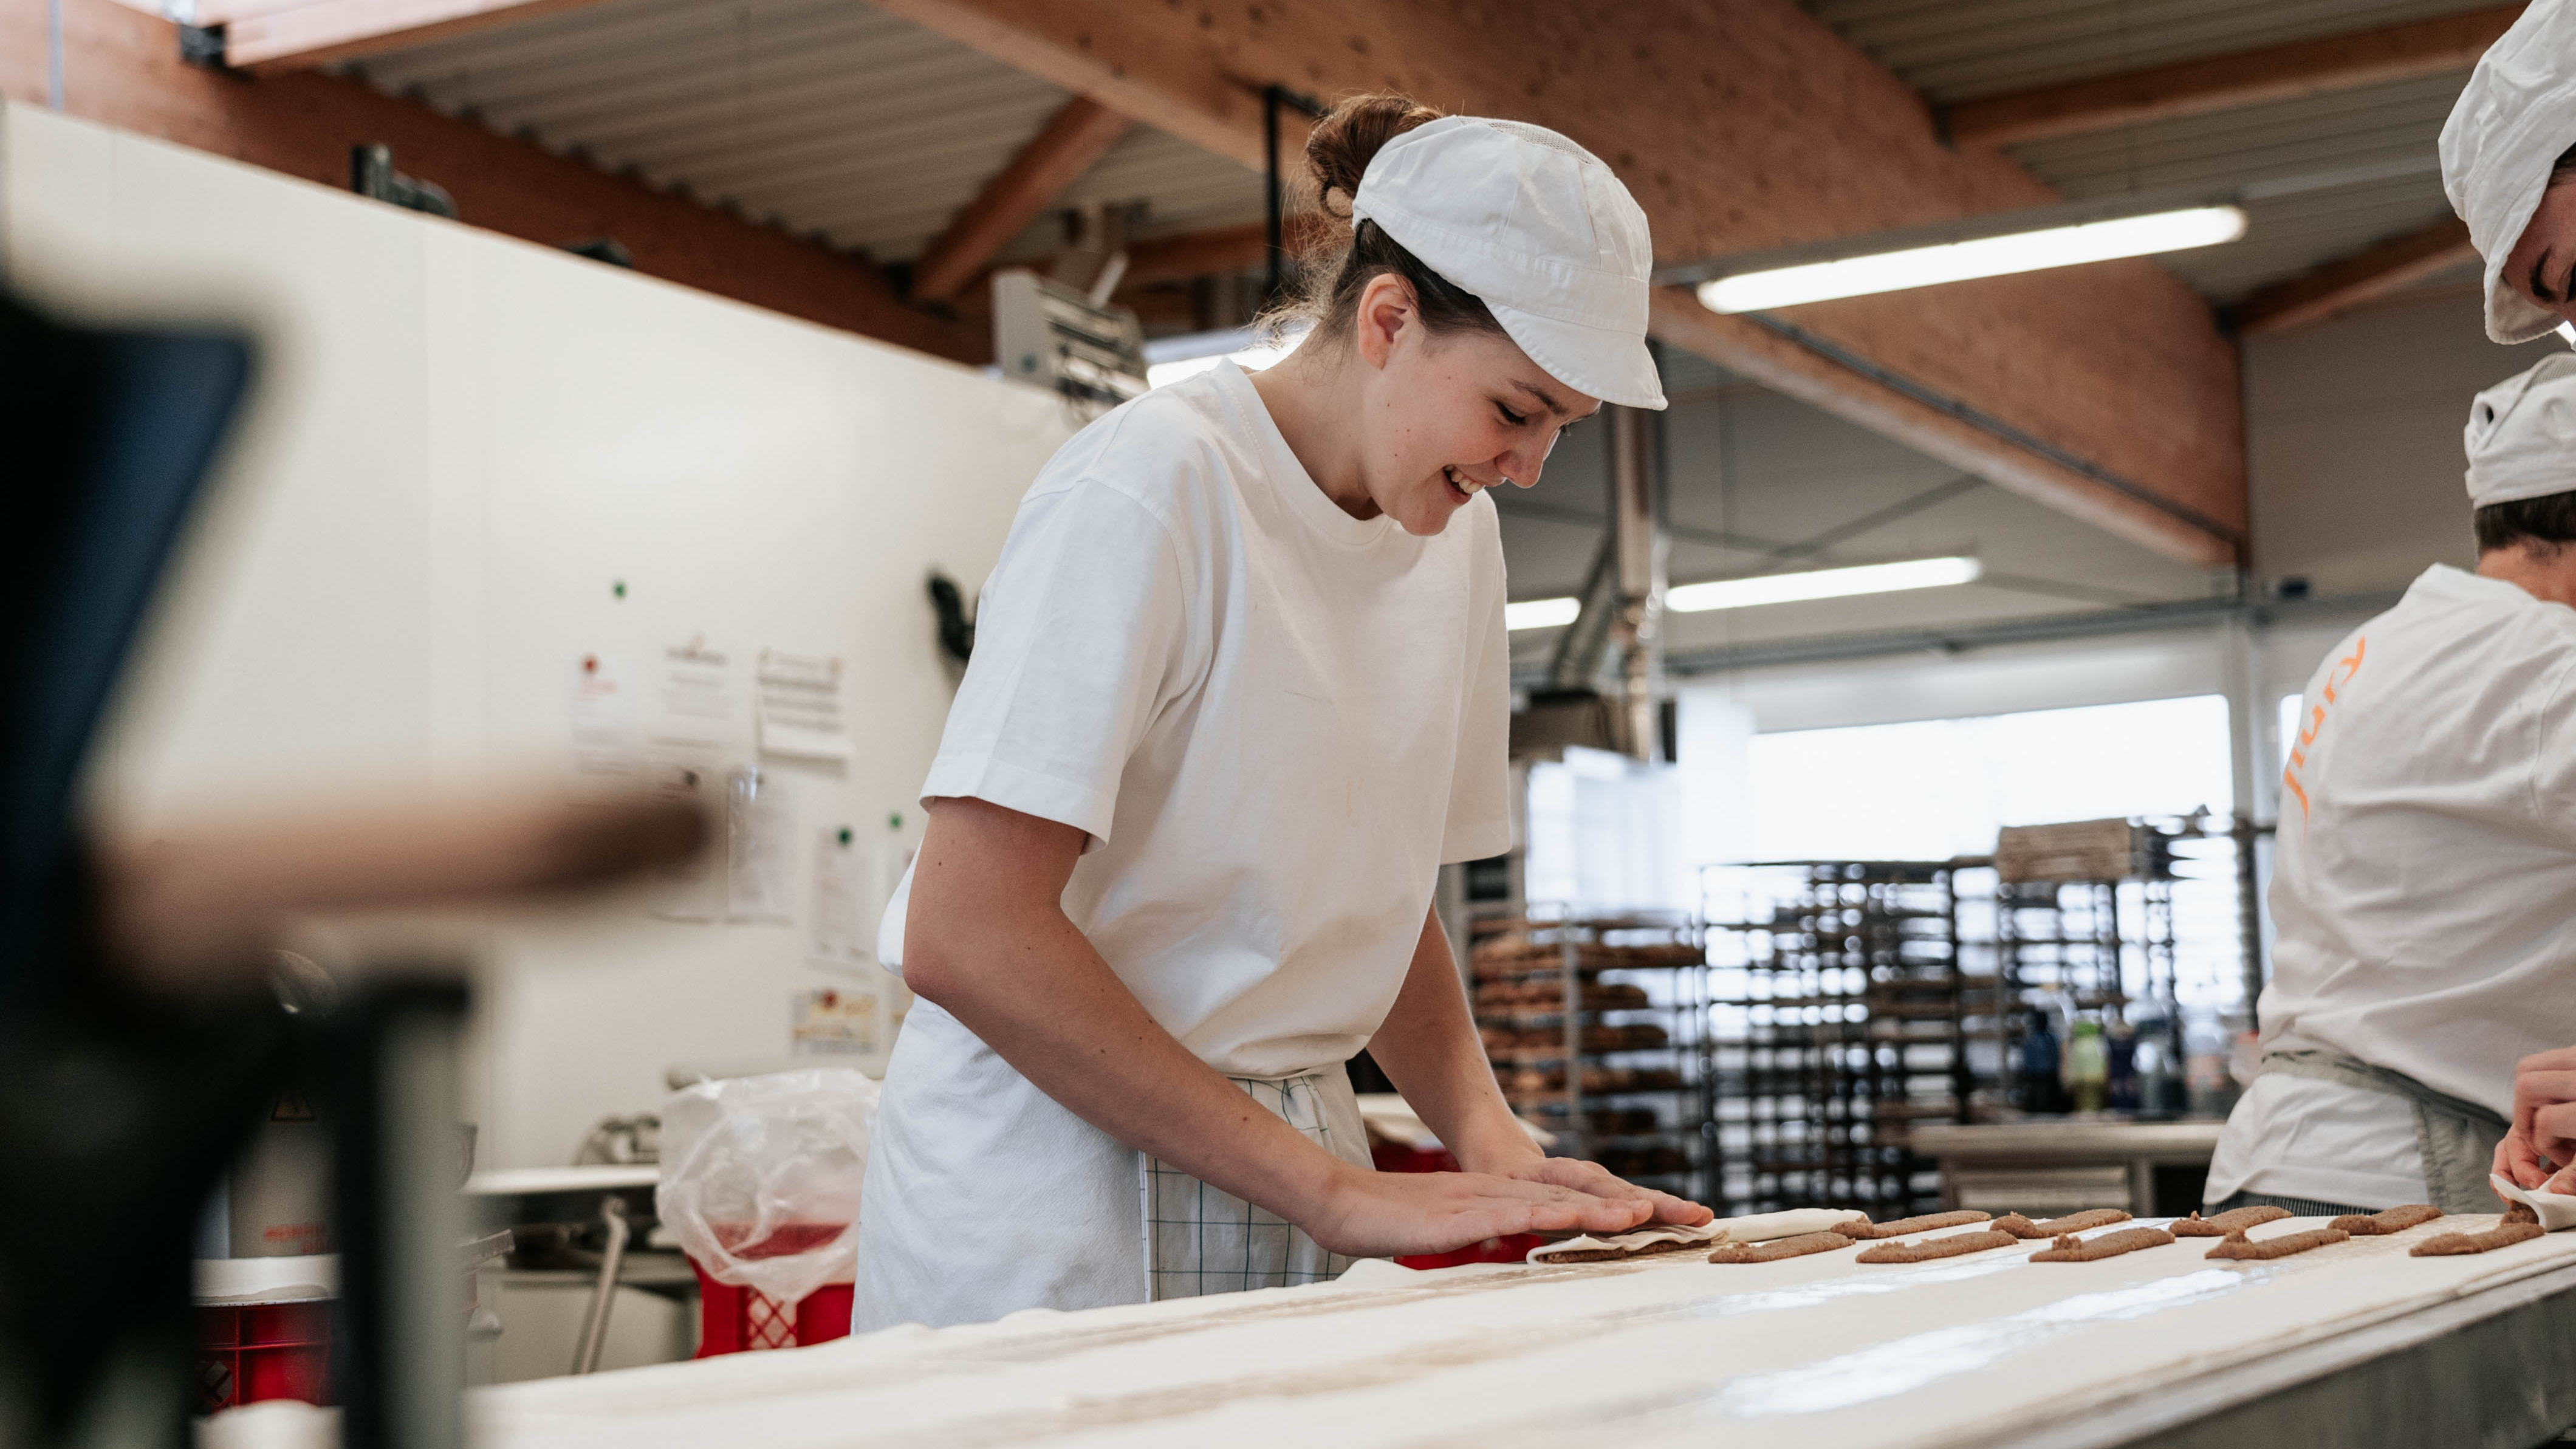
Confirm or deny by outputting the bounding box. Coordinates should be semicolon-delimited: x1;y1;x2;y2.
474;1216;2576;1449
1529;1208;1866;1263
2490;1174;2576;1231
1525;1221;1728;1263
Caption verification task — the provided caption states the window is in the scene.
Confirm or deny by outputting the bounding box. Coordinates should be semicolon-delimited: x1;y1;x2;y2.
1730;696;2243;1008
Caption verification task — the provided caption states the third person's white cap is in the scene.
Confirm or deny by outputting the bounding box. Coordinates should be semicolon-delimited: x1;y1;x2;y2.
2466;353;2576;506
2441;0;2576;344
1350;115;1667;411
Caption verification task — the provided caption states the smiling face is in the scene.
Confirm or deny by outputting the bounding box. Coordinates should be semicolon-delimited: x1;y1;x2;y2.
1341;273;1600;535
2505;174;2576;328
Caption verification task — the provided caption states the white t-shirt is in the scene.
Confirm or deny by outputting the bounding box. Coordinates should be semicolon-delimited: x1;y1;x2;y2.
2208;563;2576;1204
882;362;1513;1078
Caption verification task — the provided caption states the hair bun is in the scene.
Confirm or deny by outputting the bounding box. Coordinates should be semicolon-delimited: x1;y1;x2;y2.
1304;94;1445;219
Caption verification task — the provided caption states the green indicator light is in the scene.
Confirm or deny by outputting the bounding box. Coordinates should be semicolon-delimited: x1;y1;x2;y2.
888;812;902;831
612;580;627;599
837;827;853;846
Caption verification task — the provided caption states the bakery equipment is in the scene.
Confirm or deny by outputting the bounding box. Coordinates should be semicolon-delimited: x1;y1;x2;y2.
465;1165;685;1378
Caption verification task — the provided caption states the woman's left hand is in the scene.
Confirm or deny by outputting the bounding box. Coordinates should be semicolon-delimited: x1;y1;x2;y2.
1494;1156;1713;1227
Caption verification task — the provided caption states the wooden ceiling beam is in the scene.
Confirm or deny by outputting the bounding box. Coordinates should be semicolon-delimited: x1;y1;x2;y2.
223;0;619;69
4;0;984;365
911;96;1130;304
2230;216;2479;335
1120;221;1269;288
1948;4;2526;149
871;0;2247;564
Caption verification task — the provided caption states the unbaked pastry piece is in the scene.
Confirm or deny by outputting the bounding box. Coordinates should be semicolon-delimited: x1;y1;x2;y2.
2171;1205;2291;1237
2204;1226;2349;1260
2506;1199;2540;1226
1855;1229;2019;1264
2328;1204;2444;1235
2028;1227;2176;1262
1831;1210;1992;1241
1994;1208;2130;1239
2410;1219;2546;1256
1708;1232;1855;1264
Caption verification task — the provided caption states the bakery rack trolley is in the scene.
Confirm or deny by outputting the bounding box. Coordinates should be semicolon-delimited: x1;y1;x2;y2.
1700;862;1970;1221
1468;910;1708;1202
1976;817;2194;1113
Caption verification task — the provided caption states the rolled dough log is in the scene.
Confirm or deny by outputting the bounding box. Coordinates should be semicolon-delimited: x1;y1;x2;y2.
1994;1208;2131;1239
2029;1227;2176;1262
2328;1204;2443;1235
2171;1205;2291;1237
1856;1230;2020;1264
1708;1232;1856;1264
2205;1227;2349;1260
1831;1210;1992;1240
2410;1220;2546;1256
1721;1207;1871;1243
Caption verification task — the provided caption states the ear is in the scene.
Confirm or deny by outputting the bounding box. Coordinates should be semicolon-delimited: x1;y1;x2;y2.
1352;272;1417;373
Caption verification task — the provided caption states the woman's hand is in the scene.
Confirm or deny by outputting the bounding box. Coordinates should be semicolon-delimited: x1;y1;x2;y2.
1300;1161;1662;1259
1494;1156;1713;1228
2501;1046;2576;1188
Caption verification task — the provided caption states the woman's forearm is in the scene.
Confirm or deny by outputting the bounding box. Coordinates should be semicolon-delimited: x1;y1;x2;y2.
909;801;1681;1253
1365;906;1543;1174
905;799;1355;1222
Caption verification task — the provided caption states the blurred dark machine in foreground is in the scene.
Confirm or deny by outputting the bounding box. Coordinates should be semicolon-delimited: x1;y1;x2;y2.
0;291;699;1447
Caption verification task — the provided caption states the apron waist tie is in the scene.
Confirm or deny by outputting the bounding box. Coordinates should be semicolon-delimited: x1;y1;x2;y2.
2259;1049;2506;1214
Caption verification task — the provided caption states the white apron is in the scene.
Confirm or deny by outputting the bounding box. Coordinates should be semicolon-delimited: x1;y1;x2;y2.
852;999;1371;1332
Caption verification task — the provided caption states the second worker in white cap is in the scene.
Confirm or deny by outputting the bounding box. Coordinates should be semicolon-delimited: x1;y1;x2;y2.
851;95;1709;1331
2442;0;2576;343
2202;354;2576;1217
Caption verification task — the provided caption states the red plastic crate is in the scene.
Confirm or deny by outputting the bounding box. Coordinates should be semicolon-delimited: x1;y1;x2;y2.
197;1299;331;1413
692;1268;853;1355
1372;1142;1546;1269
688;1221;855;1356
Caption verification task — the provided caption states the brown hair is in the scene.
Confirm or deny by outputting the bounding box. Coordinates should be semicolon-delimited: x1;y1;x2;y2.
1264;94;1505;344
2475;491;2576;553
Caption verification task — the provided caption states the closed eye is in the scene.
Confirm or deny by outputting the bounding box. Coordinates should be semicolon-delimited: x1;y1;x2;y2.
1496;403;1529;427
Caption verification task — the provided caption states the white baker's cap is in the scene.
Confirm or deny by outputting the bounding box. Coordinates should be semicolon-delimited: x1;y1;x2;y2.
1349;115;1667;410
2441;0;2576;345
2466;354;2576;506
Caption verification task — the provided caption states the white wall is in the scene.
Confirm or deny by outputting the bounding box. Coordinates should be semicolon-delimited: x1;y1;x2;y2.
2245;283;2561;595
2;103;1077;1168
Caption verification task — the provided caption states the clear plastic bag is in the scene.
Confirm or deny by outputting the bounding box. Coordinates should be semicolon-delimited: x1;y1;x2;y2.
655;1069;880;1305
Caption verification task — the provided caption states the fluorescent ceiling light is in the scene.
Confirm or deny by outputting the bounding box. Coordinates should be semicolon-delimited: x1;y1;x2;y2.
2558;321;2576;349
1145;324;1309;388
1667;556;1983;612
1697;205;2246;313
1506;597;1582;631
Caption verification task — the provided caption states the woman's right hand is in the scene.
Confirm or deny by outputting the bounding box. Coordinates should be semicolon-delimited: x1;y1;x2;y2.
1299;1162;1660;1259
2498;1045;2576;1189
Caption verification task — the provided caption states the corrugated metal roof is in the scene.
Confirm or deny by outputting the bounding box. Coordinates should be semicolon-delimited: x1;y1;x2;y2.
1801;0;2499;303
345;0;1261;264
1807;0;2504;103
2014;70;2467;300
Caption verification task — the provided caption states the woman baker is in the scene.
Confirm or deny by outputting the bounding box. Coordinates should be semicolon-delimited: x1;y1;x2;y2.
853;95;1710;1330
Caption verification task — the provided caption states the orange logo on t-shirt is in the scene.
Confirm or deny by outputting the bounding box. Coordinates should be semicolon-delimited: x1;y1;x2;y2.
2283;636;2365;820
